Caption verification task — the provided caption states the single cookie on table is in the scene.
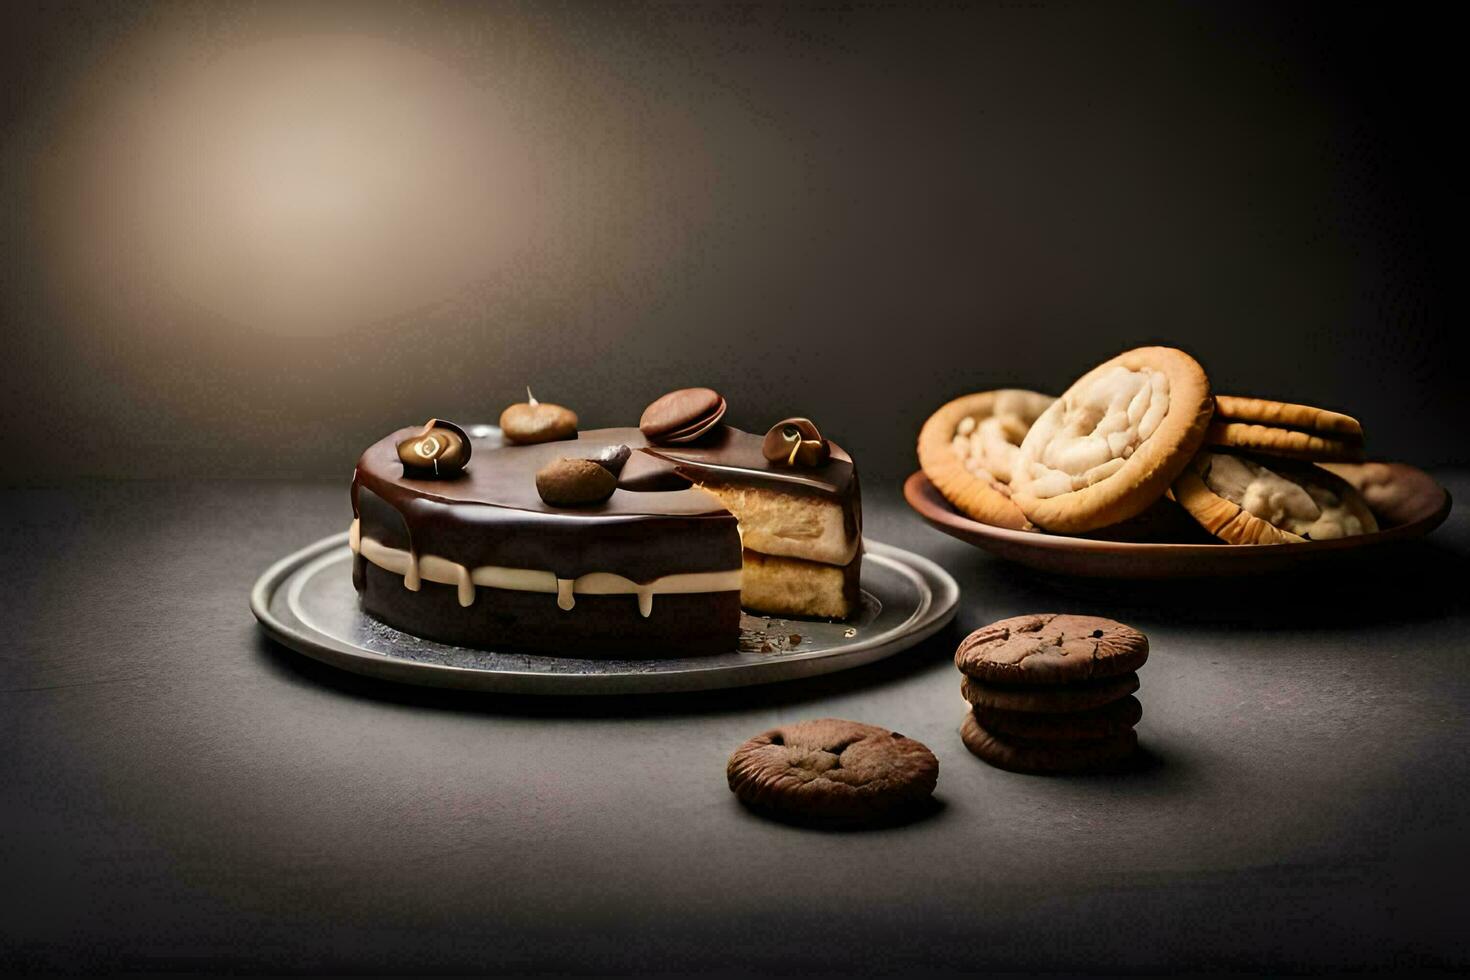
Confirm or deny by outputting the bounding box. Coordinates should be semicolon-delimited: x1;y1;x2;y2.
1172;450;1379;544
960;673;1140;714
726;718;938;824
954;613;1149;686
971;694;1142;742
960;713;1138;775
1011;347;1214;533
916;389;1055;530
1208;395;1364;463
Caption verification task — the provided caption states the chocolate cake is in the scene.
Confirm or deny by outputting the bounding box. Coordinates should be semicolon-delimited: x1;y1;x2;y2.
350;390;862;655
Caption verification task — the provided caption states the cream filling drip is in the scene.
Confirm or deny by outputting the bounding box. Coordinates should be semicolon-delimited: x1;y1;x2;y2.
1017;365;1169;499
349;519;742;617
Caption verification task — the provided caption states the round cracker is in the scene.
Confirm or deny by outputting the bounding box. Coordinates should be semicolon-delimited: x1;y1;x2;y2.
1011;347;1214;533
1214;395;1363;441
1205;421;1365;462
917;389;1054;530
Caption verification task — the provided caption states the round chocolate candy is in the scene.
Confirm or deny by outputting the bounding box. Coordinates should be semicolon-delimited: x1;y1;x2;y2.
639;388;727;445
762;417;830;467
396;419;471;476
500;390;578;445
590;443;632;476
536;458;617;507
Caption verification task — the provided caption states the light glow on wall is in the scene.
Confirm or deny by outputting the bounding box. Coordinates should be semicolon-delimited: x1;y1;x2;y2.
44;31;536;337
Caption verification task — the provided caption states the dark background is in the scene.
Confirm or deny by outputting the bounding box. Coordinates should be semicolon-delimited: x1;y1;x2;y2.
0;0;1461;485
3;4;1468;974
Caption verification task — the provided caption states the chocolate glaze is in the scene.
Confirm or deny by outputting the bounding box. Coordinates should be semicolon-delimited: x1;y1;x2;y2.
641;424;855;496
643;424;863;547
353;426;742;582
617;451;695;492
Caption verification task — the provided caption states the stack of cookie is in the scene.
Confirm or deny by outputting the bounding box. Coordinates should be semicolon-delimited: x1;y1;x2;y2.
918;345;1385;545
956;614;1148;774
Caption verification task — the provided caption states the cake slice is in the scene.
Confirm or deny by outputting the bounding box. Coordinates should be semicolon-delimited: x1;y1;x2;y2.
641;425;863;619
737;549;860;620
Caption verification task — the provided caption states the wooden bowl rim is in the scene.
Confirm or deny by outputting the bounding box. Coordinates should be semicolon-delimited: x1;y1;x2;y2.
902;466;1452;560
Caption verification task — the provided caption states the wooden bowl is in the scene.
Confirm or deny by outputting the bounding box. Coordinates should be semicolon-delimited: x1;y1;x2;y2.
902;464;1452;579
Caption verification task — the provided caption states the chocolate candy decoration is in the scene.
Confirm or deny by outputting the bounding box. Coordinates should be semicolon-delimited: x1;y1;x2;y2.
396;419;470;477
762;417;830;467
590;443;632;476
536;458;617;507
500;388;578;445
639;387;727;445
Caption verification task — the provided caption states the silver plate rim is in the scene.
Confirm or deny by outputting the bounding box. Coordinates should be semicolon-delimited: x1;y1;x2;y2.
251;533;959;695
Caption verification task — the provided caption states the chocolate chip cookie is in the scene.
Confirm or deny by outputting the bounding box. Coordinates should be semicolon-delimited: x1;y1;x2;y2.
954;614;1149;686
971;694;1142;742
960;713;1138;775
955;613;1149;774
726;718;939;824
960;673;1141;713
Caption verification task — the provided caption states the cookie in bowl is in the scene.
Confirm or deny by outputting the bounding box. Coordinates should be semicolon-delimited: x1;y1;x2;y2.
1010;346;1214;533
1320;461;1445;528
917;389;1054;529
1172;450;1379;544
1073;493;1217;543
1207;395;1365;462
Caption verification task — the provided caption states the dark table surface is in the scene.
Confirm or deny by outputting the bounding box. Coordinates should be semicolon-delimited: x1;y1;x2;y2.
3;474;1468;974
